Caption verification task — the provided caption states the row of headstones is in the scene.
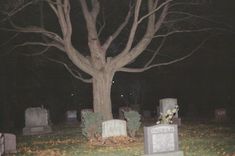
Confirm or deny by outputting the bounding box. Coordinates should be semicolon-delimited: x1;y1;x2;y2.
0;133;17;156
22;107;183;156
56;106;228;124
22;100;228;136
20;98;183;136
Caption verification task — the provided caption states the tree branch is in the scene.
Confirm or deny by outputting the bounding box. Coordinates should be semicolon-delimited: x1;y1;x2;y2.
0;32;19;47
9;41;65;53
0;0;34;23
97;9;106;37
112;0;169;69
144;36;167;67
102;5;132;51
138;0;172;24
118;35;213;73
154;28;213;38
22;46;51;56
110;0;143;68
6;19;64;44
44;56;92;83
80;0;99;40
91;0;100;20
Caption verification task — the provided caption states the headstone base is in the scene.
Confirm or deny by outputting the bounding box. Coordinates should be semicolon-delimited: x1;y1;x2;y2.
143;151;184;156
23;125;52;135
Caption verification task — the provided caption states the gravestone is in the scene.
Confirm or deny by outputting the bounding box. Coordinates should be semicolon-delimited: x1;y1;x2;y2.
23;107;52;135
102;119;127;138
119;107;132;119
0;133;4;156
214;108;227;122
66;110;78;123
159;98;178;118
159;98;181;125
4;133;17;154
143;124;184;156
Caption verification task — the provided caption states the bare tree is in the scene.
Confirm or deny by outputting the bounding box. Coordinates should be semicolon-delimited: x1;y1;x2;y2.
0;0;215;120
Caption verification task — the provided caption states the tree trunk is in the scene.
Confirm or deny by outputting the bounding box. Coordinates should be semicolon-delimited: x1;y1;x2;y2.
93;71;114;120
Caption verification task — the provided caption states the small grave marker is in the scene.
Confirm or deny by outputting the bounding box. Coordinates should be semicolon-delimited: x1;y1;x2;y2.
214;108;227;122
66;110;78;123
143;124;184;156
102;119;127;138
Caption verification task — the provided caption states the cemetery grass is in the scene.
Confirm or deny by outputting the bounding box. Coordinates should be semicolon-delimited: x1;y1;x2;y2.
16;121;235;156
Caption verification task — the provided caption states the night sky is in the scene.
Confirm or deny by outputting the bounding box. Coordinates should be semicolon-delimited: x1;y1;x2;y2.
0;0;234;131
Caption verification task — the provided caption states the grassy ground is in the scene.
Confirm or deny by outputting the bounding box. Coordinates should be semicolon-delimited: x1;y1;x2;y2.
15;120;235;156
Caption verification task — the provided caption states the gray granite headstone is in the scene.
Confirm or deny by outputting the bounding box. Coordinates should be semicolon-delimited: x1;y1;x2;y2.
143;124;184;156
4;133;17;154
102;119;127;138
66;110;78;123
159;98;178;118
0;133;4;156
23;107;52;135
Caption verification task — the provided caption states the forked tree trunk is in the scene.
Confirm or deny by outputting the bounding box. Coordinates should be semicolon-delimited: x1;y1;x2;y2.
92;71;114;120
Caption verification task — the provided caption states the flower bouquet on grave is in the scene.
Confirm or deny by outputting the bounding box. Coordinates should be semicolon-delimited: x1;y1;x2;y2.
156;105;179;124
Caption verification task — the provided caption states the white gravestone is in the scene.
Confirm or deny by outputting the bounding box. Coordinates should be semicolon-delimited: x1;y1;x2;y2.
0;133;4;156
143;124;184;156
159;98;178;118
23;107;52;135
4;133;17;154
66;110;78;123
102;119;127;138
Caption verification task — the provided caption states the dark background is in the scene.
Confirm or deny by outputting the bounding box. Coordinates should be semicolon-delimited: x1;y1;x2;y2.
0;0;234;131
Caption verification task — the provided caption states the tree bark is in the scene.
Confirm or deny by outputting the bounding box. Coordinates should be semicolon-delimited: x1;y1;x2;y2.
92;70;114;120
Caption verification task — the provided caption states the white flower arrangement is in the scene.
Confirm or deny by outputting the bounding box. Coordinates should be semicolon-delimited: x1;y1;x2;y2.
156;105;179;124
